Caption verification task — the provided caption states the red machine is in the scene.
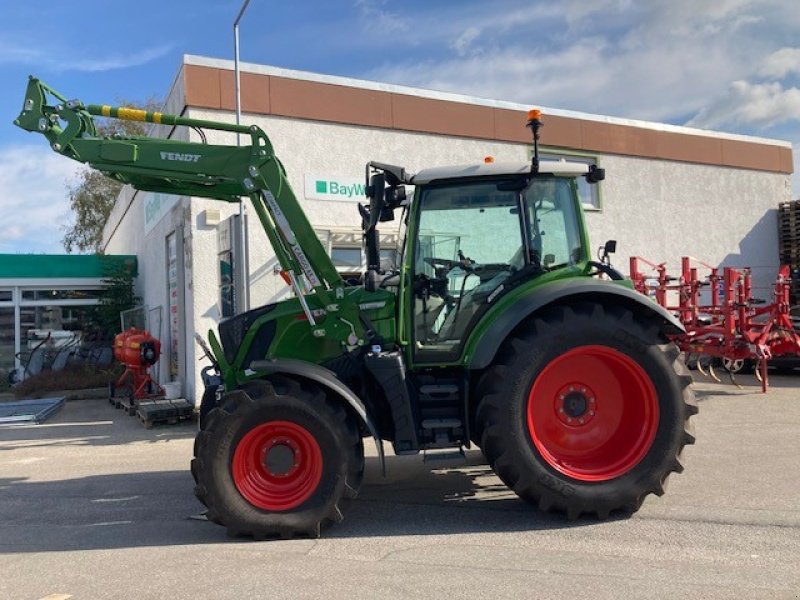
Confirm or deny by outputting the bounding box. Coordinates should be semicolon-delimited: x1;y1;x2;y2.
112;328;164;400
630;257;800;392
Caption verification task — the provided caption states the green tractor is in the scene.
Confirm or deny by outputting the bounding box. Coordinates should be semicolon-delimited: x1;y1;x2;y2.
16;80;696;538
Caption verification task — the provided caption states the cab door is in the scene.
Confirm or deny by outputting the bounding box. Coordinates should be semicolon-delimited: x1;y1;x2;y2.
408;179;527;364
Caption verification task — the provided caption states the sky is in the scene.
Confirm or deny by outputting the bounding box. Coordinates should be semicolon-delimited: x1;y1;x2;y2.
1;0;799;254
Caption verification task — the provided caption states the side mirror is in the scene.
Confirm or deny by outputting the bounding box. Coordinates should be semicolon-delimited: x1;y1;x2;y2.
599;239;617;266
585;165;605;184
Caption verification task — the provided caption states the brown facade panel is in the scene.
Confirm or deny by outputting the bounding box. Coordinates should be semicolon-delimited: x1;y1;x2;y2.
391;94;494;140
241;72;271;115
779;146;795;174
492;109;584;148
581;122;659;157
720;139;783;172
270;77;392;128
219;70;235;111
655;131;723;165
492;108;534;143
539;115;585;150
184;65;222;110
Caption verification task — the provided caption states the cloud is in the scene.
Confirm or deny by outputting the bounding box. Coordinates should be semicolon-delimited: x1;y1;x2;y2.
761;47;800;79
64;45;173;73
0;145;82;253
687;81;800;129
452;27;480;57
0;40;172;72
354;0;409;34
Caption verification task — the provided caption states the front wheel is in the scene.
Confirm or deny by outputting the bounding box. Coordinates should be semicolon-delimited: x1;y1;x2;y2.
476;302;696;519
192;377;364;538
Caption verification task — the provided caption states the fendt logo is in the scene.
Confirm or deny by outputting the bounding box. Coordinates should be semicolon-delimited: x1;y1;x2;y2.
160;151;201;163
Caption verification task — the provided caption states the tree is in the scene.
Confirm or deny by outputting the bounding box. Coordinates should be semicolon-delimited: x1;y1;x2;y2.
62;97;161;254
93;256;140;338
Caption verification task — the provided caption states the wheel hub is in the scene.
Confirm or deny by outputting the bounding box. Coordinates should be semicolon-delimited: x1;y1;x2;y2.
554;384;596;426
263;438;299;477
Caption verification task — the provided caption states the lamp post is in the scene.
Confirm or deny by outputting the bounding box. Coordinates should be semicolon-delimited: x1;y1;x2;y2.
234;0;252;312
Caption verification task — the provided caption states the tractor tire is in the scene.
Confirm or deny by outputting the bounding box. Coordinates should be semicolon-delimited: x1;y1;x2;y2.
475;302;696;519
197;385;220;430
191;376;364;539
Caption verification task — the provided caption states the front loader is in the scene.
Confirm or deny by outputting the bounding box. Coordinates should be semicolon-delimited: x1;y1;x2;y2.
16;78;696;538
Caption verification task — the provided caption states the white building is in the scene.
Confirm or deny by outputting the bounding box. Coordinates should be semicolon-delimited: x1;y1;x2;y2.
102;54;794;405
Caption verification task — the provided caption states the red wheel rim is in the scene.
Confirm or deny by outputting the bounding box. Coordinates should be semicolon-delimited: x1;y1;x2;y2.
232;420;323;511
527;345;659;482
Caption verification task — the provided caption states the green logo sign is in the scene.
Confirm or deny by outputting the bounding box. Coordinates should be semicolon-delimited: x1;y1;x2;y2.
306;175;366;200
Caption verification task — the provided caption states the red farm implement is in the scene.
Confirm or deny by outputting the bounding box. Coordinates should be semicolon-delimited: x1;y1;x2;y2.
110;328;164;406
630;256;800;392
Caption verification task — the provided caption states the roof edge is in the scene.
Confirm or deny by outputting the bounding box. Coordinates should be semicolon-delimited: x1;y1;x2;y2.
183;54;792;150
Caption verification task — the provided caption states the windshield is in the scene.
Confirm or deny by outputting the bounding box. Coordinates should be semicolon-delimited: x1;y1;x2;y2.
412;180;523;361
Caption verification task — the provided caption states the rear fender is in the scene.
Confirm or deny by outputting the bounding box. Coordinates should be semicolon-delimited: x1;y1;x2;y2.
249;358;385;474
467;279;684;370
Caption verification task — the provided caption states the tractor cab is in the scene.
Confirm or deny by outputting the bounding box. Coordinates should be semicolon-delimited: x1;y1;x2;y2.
362;158;602;363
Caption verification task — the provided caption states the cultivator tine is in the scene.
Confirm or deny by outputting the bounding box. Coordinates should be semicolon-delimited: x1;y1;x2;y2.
696;358;709;379
707;362;721;383
726;369;742;389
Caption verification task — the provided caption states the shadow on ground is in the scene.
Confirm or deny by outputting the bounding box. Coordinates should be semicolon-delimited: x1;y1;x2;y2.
0;452;610;554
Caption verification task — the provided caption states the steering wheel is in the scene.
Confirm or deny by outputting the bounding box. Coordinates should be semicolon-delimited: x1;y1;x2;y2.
422;257;456;269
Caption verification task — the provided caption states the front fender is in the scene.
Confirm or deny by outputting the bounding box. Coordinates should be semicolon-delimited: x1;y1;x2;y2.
466;278;684;370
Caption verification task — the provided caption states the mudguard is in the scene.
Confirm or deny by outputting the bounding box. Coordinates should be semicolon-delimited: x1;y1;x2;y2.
467;278;685;370
249;358;385;474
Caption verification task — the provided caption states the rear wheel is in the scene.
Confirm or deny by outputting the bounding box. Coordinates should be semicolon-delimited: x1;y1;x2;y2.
476;302;696;519
192;377;364;538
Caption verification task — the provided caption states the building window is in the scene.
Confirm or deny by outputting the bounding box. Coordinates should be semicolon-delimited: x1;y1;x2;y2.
331;247;363;270
21;288;105;301
316;228;401;283
0;307;14;374
541;152;601;210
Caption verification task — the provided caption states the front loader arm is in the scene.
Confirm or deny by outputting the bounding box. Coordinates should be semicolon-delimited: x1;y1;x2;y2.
15;76;366;346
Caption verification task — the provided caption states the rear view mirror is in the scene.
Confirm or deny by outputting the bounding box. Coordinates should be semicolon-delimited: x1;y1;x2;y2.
585;165;605;184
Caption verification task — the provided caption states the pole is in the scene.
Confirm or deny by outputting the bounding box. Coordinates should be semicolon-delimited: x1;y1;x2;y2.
234;0;252;313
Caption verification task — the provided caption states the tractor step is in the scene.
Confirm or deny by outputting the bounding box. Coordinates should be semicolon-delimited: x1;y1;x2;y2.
421;418;462;429
423;447;466;463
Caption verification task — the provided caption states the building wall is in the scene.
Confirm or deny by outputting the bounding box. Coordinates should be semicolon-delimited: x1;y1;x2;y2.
588;154;790;296
191;107;791;290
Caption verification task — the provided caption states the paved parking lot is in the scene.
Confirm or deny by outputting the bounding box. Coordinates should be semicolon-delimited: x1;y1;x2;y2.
1;376;799;600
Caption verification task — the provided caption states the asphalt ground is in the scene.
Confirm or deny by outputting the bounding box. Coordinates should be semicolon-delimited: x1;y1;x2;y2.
1;375;799;600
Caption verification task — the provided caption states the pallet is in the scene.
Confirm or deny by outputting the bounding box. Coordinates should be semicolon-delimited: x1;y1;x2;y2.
136;399;194;429
109;393;126;409
118;394;138;416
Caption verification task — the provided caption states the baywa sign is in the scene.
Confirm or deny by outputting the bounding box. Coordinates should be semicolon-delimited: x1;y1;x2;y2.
304;175;366;201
